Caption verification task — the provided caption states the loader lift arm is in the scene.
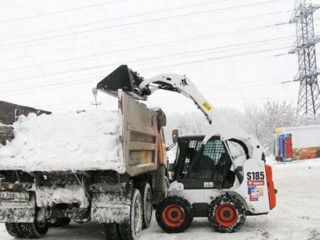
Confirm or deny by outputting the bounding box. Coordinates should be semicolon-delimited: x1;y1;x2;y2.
96;65;213;124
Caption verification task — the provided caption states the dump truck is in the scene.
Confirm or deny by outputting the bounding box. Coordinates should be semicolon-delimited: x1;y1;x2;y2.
0;91;168;240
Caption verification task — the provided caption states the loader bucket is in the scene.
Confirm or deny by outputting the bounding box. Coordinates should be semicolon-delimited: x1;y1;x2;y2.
96;65;143;97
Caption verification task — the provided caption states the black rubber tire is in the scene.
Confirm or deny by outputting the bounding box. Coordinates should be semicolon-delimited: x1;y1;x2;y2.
119;188;143;240
50;218;71;228
208;194;246;233
156;196;193;233
102;223;122;240
73;218;90;224
165;177;170;190
19;220;49;238
139;182;153;229
5;223;25;238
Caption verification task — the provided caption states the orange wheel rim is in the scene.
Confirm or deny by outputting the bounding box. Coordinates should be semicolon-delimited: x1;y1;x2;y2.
162;204;185;228
215;203;238;227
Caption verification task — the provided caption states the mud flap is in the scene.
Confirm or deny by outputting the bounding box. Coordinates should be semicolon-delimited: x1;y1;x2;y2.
153;164;167;204
90;193;131;224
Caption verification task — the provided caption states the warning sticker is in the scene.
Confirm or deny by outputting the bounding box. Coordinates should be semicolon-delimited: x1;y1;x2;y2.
247;180;264;201
248;186;264;201
202;102;212;111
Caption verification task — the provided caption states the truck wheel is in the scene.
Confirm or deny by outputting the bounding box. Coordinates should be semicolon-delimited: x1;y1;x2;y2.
73;217;90;224
208;194;246;233
139;182;153;229
5;223;25;238
51;218;71;227
19;220;49;238
165;177;170;190
156;196;193;233
102;223;121;240
119;188;143;240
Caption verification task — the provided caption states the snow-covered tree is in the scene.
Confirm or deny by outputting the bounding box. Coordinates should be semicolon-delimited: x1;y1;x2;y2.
164;101;301;153
243;101;298;152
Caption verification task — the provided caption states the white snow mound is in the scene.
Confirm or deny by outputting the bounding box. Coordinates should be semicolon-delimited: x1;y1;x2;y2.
0;109;124;172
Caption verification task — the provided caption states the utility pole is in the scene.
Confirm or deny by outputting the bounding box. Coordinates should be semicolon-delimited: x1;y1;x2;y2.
289;0;320;120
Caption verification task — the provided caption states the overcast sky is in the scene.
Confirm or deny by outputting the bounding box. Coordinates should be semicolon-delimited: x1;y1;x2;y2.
1;0;319;114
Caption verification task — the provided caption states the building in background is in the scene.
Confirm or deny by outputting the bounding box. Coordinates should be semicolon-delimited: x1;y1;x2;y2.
0;101;50;145
274;125;320;161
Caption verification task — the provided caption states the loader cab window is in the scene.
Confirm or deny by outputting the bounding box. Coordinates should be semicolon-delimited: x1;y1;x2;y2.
203;140;225;165
188;139;226;179
226;141;246;159
173;137;203;179
181;139;202;175
173;136;235;189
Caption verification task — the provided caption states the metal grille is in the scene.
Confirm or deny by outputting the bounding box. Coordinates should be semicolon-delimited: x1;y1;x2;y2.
182;140;202;174
203;140;225;165
189;140;202;150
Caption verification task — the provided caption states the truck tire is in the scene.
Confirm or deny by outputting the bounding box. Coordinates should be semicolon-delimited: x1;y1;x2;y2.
73;217;90;224
156;196;193;233
102;223;121;240
19;220;49;238
139;182;153;229
5;223;24;238
208;194;246;233
51;218;71;227
119;188;143;240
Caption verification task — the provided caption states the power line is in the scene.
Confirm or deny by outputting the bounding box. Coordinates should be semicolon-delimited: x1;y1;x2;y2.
199;77;294;90
0;22;291;83
2;53;296;97
0;35;293;73
0;0;236;41
0;45;289;85
2;59;297;99
1;76;96;96
3;9;291;62
0;0;282;49
0;0;124;24
143;45;289;71
0;72;292;97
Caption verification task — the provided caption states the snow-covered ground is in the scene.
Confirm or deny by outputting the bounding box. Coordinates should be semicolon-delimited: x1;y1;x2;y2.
0;158;319;240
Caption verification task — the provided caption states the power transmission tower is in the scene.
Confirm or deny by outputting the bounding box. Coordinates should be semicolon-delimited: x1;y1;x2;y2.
289;0;320;120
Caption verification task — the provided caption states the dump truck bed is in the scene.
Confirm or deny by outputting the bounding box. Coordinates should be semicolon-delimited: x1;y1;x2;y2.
0;91;162;175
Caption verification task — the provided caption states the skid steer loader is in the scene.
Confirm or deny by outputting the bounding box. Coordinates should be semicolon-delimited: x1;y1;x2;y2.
96;65;277;234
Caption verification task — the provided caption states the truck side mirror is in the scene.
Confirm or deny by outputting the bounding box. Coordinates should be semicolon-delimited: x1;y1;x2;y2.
172;129;179;144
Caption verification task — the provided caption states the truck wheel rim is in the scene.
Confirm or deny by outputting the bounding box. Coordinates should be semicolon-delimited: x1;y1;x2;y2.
215;203;238;227
162;204;185;228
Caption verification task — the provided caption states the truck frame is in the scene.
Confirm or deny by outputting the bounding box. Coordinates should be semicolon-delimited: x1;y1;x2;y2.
0;91;167;240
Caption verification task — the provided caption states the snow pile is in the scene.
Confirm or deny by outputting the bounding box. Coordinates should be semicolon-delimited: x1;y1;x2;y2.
0;109;124;172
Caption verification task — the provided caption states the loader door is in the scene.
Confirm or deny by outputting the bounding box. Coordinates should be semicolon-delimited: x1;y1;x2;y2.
174;136;234;189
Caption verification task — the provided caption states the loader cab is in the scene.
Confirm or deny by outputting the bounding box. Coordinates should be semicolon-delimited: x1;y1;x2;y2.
170;135;248;190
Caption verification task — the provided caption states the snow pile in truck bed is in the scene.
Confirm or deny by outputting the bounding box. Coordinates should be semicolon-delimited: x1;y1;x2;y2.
0;109;124;172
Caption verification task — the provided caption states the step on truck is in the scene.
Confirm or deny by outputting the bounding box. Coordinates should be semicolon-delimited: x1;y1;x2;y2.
0;91;168;240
